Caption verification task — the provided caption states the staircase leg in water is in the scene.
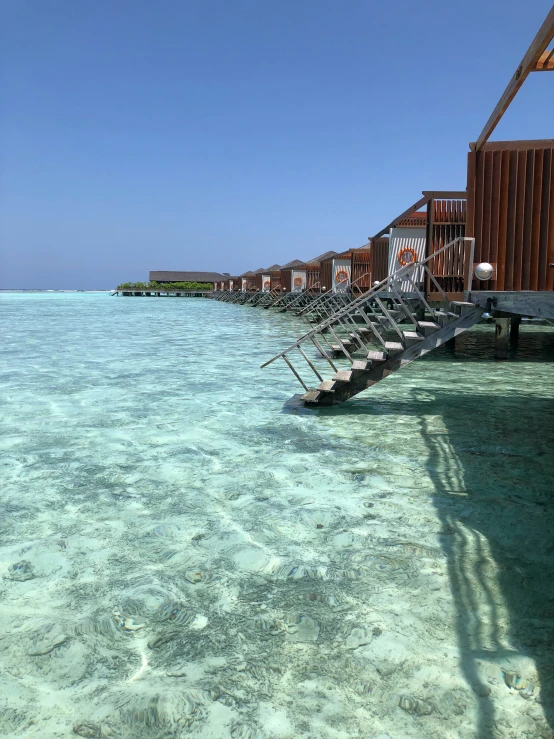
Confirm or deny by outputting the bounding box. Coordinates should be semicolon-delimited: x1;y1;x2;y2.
494;318;510;359
510;316;521;344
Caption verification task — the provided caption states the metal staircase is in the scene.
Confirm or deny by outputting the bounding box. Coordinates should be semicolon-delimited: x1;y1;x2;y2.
261;237;483;406
276;282;321;313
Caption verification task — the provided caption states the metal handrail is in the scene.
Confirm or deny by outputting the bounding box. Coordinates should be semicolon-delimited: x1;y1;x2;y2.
296;272;370;317
261;237;474;369
280;281;321;311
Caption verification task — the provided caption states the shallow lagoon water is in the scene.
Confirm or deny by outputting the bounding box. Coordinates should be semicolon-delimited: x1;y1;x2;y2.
1;292;553;739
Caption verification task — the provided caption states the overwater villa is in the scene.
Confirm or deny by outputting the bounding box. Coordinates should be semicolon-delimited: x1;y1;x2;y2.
260;14;554;405
117;10;554;411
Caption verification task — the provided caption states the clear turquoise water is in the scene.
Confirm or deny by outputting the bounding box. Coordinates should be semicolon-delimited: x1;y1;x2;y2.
1;292;553;739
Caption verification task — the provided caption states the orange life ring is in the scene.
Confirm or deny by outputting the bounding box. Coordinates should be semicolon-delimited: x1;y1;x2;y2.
263;280;270;288
293;276;303;287
336;270;349;283
397;246;418;266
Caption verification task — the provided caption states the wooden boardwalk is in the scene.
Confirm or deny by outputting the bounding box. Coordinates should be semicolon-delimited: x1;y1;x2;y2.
114;290;212;298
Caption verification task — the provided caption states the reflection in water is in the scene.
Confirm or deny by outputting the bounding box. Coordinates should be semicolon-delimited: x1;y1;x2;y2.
0;293;553;738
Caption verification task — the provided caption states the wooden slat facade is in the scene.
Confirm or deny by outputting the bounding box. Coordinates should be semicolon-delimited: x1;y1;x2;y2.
466;140;554;292
281;270;292;292
320;252;351;293
426;197;467;298
305;265;320;290
351;248;372;294
319;254;334;293
371;237;390;284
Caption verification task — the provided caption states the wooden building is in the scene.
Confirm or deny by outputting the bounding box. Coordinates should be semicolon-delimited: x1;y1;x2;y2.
319;251;350;293
256;264;281;292
302;251;339;292
223;276;240;291
149;271;226;289
239;270;257;292
280;259;308;293
370;192;468;297
263;8;554;407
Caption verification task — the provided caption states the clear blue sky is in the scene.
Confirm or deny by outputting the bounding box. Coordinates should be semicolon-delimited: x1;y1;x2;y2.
1;1;553;289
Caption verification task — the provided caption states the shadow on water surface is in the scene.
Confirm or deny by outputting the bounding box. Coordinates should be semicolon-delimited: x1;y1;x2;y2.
318;388;554;737
279;325;554;734
419;390;554;738
290;327;554;736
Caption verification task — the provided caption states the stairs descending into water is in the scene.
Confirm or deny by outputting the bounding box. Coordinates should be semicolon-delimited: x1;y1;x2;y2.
299;301;483;405
261;236;482;406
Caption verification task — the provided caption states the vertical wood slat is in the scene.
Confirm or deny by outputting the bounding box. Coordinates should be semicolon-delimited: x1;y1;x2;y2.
490;150;502;288
514;151;528;291
548;152;554;291
521;149;535;290
481;151;493;289
504;150;518;291
539;149;552;291
496;150;510;290
530;149;544;290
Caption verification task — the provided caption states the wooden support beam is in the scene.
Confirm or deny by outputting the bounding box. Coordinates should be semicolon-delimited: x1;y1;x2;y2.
475;6;554;152
533;48;554;70
371;194;429;241
494;317;510;359
421;190;467;199
510;315;522;343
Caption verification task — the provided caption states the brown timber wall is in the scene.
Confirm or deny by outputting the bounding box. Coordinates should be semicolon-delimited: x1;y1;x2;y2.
306;266;320;290
319;257;334;293
281;270;292;292
372;237;390;284
466;140;554;292
351;250;372;294
426;198;467;297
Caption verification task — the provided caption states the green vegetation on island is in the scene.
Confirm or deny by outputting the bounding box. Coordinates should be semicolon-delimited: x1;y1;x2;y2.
117;281;214;291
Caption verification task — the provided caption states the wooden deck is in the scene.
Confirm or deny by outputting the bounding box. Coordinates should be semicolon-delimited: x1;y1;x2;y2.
114;290;212;298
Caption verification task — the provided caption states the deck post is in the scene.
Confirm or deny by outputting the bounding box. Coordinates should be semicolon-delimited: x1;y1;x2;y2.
494;318;510;359
510;316;521;344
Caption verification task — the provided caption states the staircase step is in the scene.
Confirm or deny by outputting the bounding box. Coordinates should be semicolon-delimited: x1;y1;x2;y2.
348;332;368;344
450;301;476;316
302;388;335;406
367;350;387;363
435;311;459;326
402;330;425;347
418;321;440;336
330;341;355;352
333;370;354;382
384;341;404;356
317;380;337;392
301;390;321;403
352;360;372;370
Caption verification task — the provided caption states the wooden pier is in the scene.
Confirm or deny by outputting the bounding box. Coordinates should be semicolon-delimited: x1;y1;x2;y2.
114;290;212;298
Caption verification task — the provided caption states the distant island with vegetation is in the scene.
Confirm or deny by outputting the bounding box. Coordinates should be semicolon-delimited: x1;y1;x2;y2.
117;281;214;290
